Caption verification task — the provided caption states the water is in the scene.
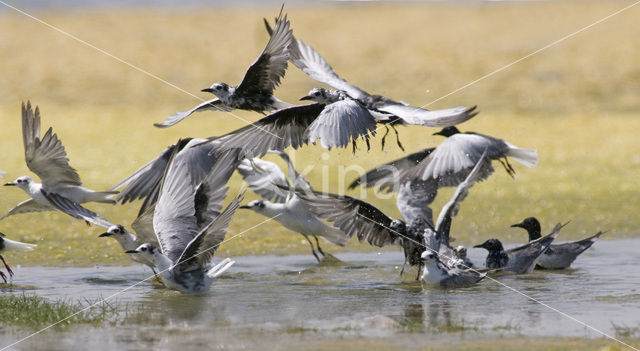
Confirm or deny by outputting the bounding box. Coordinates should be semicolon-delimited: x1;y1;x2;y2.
1;239;639;350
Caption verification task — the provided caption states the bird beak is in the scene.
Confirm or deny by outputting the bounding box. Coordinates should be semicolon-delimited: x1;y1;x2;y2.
473;243;484;248
4;182;16;186
239;205;251;209
124;250;138;254
511;222;525;228
299;95;313;101
432;130;444;136
201;88;215;93
98;232;111;238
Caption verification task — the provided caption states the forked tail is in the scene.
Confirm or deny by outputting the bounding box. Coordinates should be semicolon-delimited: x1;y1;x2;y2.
507;146;538;168
206;257;235;279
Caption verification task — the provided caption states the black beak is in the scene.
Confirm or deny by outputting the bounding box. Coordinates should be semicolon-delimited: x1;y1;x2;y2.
4;182;16;186
98;232;111;238
299;95;313;101
432;131;444;136
511;222;525;229
239;205;251;209
201;88;215;93
124;250;138;254
473;243;484;249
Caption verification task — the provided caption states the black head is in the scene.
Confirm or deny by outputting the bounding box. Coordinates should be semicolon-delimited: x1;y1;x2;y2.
511;217;541;240
389;220;407;234
473;238;504;252
202;82;230;94
433;126;460;137
240;200;265;210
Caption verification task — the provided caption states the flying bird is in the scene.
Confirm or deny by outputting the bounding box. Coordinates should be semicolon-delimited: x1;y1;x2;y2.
237;151;350;261
155;9;293;128
511;217;605;269
2;102;117;221
0;232;36;283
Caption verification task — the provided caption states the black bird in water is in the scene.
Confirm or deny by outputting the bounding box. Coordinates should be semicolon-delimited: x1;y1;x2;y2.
511;217;605;269
155;9;294;128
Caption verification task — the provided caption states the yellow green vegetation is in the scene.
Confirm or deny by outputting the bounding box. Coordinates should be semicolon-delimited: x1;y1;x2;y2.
0;1;638;266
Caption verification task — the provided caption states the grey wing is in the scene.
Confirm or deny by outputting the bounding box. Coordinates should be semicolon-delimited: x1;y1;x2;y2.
0;199;55;220
376;104;478;128
549;231;604;257
211;104;324;159
22;101;82;188
435;152;489;246
441;268;485;287
507;222;564;272
270;150;312;192
130;205;158;246
396;180;437;226
304;99;377;150
297;191;398;247
406;133;506;185
237;158;289;203
348;148;435;193
40;191;114;228
155;99;230;128
236;13;292;96
291;39;368;100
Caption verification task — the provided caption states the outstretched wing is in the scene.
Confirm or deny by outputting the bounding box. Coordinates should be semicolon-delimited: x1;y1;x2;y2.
304;99;377;150
237;158;290;203
291;39;369;100
396;180;437;226
155;99;231;128
22;101;82;188
41;191;114;228
236;10;293;96
0;199;54;220
376;104;478;128
296;190;398;247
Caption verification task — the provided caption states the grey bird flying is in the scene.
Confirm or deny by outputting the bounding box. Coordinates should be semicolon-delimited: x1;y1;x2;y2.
2;102;117;221
0;232;36;283
474;222;566;274
155;9;293;128
511;217;604;269
237;151;350;261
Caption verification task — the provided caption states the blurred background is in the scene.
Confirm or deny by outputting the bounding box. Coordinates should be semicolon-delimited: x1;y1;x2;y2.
0;0;638;265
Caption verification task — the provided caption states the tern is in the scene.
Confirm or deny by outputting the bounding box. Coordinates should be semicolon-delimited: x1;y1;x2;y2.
420;251;485;288
0;232;36;283
511;217;605;269
125;146;243;293
2;102;117;221
155;9;293;128
474;222;566;274
237;151;349;261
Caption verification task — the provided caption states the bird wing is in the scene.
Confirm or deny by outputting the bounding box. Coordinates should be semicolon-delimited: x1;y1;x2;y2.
349;147;435;193
40;190;114;228
406;133;506;186
304;99;377;150
549;231;605;256
176;193;244;269
236;11;293;96
271;150;313;192
130;205;158;246
396;180;437;226
22;101;82;188
435;152;489;246
376;104;478;127
506;222;565;273
237;158;290;203
290;39;369;100
296;190;398;247
0;198;55;220
155;99;231;128
211;103;325;159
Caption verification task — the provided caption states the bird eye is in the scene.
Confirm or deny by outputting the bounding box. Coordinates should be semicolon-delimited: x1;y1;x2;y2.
141;247;147;252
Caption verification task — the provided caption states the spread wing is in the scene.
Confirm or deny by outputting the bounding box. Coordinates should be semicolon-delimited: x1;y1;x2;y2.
271;150;312;192
304;99;377;150
291;39;369;100
155;99;231;128
296;190;399;247
131;205;158;246
210;103;324;159
376;104;478;128
22;101;82;188
434;152;488;247
348;147;435;193
405;133;507;185
40;191;114;228
0;199;55;220
396;180;437;226
236;11;293;96
237;158;290;203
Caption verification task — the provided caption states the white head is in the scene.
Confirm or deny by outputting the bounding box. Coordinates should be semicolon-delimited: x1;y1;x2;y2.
4;176;34;191
202;82;232;98
300;88;341;104
125;243;158;263
98;224;134;246
239;199;268;214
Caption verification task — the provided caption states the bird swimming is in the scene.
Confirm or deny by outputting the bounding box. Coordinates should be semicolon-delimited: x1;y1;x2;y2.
155;9;293;128
0;232;36;283
2;102;117;221
474;222;566;274
420;251;485;288
511;217;605;269
237;151;350;261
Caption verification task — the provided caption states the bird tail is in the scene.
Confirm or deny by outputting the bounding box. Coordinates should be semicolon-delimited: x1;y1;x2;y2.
3;238;36;252
89;190;119;204
506;145;538;168
206;257;235;279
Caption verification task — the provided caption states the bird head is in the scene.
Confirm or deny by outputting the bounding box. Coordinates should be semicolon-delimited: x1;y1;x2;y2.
4;176;33;190
239;200;267;213
99;224;126;238
202;82;231;98
300;87;333;103
125;243;157;261
511;217;541;241
420;251;437;261
433;126;460;137
473;238;504;252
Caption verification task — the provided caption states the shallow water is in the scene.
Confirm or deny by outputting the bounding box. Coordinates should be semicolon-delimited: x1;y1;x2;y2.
1;239;639;350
